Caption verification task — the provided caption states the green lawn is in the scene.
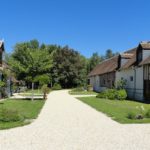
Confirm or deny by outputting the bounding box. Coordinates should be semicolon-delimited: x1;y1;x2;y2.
0;99;45;129
78;97;150;123
69;90;97;95
23;89;43;94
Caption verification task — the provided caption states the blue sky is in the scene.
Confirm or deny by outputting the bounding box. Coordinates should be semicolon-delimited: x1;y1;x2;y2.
1;0;150;57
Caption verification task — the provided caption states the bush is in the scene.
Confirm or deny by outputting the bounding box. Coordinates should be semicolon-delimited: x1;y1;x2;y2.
97;89;127;100
71;87;84;92
145;109;150;118
0;108;24;122
96;91;107;99
127;112;136;119
52;83;62;90
41;84;50;100
87;85;93;91
116;90;127;100
106;89;117;100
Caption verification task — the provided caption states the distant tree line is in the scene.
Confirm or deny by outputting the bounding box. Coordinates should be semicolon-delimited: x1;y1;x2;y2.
7;39;118;89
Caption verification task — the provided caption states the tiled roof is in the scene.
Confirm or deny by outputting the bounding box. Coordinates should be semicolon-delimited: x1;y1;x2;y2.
88;55;119;77
88;42;150;77
139;56;150;66
140;42;150;50
121;48;137;69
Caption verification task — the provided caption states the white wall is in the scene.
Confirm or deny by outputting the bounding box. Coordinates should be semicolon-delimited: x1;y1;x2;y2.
90;76;100;91
116;67;144;101
89;75;107;92
143;50;150;60
135;66;144;101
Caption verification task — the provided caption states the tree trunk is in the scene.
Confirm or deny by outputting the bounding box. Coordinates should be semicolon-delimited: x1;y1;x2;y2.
31;82;34;101
43;92;47;100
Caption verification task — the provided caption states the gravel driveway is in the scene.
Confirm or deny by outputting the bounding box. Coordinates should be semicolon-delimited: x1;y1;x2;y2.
0;90;150;150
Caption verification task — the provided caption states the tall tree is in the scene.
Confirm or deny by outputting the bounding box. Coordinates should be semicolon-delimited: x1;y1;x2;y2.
105;49;114;59
88;52;101;72
9;40;53;100
51;46;87;88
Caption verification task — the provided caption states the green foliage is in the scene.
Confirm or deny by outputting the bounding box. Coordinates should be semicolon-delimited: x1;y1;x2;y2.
88;52;102;72
8;40;53;83
51;46;87;88
97;89;127;100
78;97;150;123
116;90;127;100
96;91;107;98
34;74;50;87
145;109;150;118
41;84;50;94
0;108;24;122
52;83;62;90
127;112;136;119
105;49;114;59
0;81;5;88
0;100;45;129
71;87;84;92
106;89;117;100
116;79;127;90
87;85;93;91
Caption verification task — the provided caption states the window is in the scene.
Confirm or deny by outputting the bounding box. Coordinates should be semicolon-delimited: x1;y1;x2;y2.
130;76;133;81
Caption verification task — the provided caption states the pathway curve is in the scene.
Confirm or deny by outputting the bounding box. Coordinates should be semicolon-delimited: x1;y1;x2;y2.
0;90;150;150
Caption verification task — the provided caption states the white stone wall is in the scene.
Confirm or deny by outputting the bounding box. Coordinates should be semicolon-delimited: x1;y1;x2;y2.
143;50;150;60
116;67;144;101
135;66;144;101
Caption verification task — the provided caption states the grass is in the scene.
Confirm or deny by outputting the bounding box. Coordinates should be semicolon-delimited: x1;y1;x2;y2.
0;99;45;129
69;89;97;95
23;89;43;94
78;97;150;124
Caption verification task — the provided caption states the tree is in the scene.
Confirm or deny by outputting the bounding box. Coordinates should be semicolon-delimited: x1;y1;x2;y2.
9;40;53;100
88;52;101;72
51;46;87;88
105;49;114;59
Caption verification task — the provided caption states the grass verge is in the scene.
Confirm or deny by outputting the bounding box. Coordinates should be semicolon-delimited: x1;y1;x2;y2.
0;99;45;129
69;90;97;95
78;97;150;124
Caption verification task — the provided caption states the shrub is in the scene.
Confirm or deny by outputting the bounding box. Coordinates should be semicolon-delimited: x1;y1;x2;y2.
145;109;150;118
52;83;62;90
116;89;127;100
0;108;24;122
97;89;127;100
127;112;136;119
96;91;107;99
87;85;93;91
41;84;50;100
106;89;117;100
72;87;84;92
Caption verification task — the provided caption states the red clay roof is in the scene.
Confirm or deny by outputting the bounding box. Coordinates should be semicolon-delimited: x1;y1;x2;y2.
88;55;119;77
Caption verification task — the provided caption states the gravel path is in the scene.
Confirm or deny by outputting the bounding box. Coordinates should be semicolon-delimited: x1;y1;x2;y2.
0;90;150;150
